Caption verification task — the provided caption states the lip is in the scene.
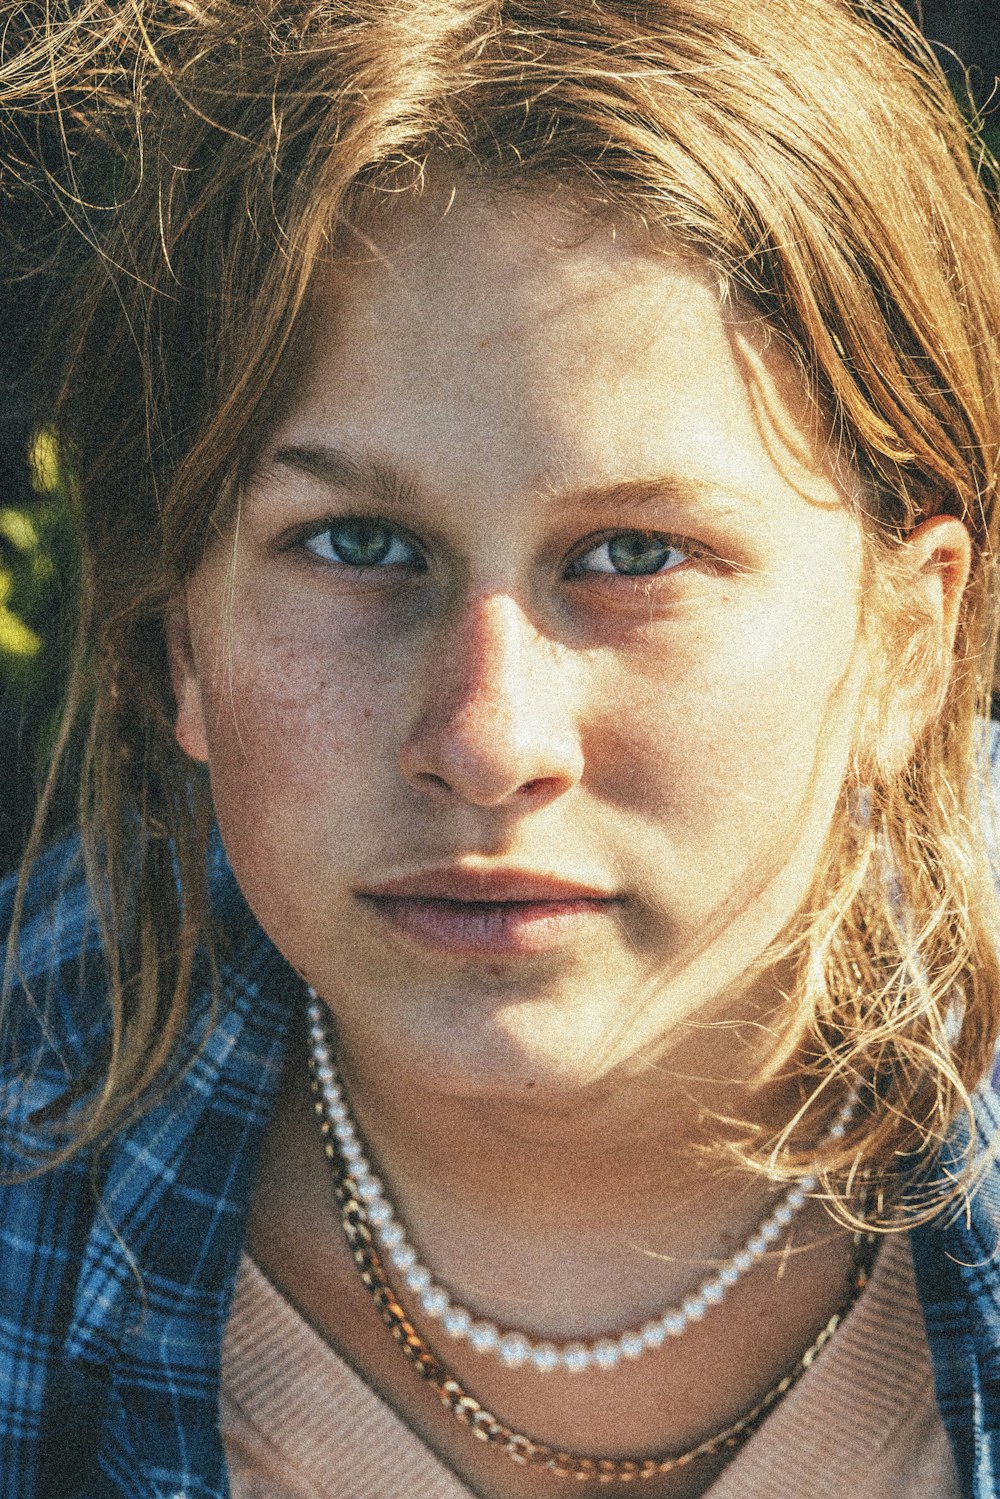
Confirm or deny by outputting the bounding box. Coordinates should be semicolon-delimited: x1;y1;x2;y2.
356;867;621;956
362;868;617;903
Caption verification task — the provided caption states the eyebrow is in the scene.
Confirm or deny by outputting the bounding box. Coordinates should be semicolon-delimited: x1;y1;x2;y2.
265;441;761;519
267;443;420;510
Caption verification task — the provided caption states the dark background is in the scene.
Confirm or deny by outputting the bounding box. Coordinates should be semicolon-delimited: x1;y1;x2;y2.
1;1;998;878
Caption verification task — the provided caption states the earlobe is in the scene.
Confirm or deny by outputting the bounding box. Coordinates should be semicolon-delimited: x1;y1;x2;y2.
165;599;210;764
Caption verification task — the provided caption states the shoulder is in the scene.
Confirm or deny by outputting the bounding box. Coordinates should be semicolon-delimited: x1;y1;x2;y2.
0;838;112;1479
0;827;264;1067
0;833;109;1094
1;832;96;985
910;1077;1000;1498
0;833;295;1490
0;828;278;1167
1;824;299;1183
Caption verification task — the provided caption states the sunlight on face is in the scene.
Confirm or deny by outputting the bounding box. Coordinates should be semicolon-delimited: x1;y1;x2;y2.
170;186;876;1099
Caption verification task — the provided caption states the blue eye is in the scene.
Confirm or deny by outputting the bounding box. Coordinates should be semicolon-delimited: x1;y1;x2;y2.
571;532;689;577
303;519;420;568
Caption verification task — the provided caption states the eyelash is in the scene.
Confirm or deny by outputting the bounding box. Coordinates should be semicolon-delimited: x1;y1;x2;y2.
299;518;425;571
294;517;702;580
564;531;693;579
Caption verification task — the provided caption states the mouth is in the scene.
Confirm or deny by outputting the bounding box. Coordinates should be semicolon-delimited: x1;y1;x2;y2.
356;869;621;956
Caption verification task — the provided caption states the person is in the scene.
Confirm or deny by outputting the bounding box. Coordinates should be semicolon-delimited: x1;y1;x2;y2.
2;1;1000;1495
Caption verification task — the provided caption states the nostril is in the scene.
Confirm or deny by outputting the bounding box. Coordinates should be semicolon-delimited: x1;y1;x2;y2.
418;772;453;793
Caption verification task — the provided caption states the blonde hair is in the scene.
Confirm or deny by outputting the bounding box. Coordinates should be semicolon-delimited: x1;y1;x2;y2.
5;0;1000;1219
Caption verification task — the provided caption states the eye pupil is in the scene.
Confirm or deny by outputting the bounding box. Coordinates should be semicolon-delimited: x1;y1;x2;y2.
330;520;394;566
607;533;673;575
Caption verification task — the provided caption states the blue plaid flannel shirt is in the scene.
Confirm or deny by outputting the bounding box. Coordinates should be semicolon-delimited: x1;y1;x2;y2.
2;830;1000;1497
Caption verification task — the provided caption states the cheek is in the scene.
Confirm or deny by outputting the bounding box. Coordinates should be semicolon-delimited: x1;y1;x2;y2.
590;599;865;843
195;627;396;881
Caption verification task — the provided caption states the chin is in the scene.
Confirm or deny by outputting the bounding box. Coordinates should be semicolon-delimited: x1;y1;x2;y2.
402;1000;630;1103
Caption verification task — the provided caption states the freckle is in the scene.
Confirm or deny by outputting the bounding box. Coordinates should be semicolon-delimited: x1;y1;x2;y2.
479;338;490;349
525;1079;536;1089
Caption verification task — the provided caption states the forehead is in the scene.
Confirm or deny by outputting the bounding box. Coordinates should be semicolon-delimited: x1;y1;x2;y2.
339;181;673;328
273;182;849;519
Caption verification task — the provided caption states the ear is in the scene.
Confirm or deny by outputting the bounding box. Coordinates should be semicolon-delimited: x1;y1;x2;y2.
871;515;971;773
899;513;971;654
165;596;210;764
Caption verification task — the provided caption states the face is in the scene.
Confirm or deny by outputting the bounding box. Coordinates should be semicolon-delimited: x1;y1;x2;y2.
170;187;890;1099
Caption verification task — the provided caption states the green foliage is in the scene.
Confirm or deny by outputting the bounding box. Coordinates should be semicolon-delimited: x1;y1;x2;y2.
0;428;77;697
0;426;80;872
0;507;43;660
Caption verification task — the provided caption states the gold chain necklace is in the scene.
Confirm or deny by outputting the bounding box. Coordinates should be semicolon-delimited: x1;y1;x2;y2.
306;1027;877;1483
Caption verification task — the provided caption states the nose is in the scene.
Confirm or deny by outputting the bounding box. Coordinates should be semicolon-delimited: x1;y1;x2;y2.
398;593;585;808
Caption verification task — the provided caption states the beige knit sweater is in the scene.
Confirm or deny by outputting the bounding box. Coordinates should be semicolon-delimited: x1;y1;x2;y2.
220;1231;959;1498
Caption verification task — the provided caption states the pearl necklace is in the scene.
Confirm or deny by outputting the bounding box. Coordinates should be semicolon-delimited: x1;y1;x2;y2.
306;990;856;1376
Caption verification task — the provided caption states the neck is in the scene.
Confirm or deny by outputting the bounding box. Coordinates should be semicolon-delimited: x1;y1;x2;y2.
247;992;859;1498
321;998;815;1338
